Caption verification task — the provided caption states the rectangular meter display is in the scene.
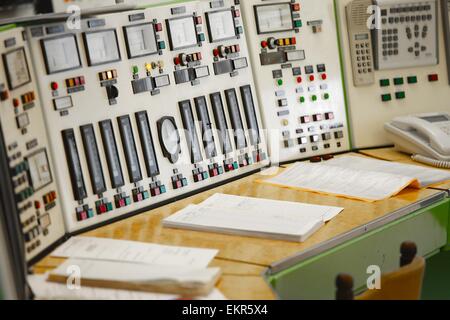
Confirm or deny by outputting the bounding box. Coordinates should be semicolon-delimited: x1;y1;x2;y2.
167;16;198;50
41;34;81;74
2;47;31;89
206;10;237;42
123;23;158;59
254;3;293;34
83;29;121;66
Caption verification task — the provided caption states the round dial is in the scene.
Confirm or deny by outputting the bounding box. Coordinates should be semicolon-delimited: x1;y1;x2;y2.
158;117;180;164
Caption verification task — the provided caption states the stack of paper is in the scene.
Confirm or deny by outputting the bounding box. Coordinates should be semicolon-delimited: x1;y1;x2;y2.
29;274;226;300
30;236;222;298
163;193;344;242
47;259;221;297
261;155;450;202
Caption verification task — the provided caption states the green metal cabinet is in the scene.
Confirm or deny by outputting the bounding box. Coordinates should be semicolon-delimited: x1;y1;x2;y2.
266;197;450;300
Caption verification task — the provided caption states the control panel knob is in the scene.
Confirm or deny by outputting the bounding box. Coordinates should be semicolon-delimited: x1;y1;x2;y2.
268;37;277;50
217;45;227;58
106;85;119;100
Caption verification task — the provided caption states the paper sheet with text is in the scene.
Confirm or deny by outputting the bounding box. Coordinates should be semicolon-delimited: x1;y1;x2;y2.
51;236;218;268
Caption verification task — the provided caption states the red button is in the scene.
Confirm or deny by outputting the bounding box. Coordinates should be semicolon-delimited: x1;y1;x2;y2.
196;52;202;60
290;37;297;45
213;48;220;57
80;76;85;85
296;76;302;83
174;56;181;65
428;74;439;82
13;98;20;107
196;16;202;24
321;73;327;80
292;3;300;11
51;82;58;91
119;199;125;207
155;23;163;32
309;75;315;82
234;44;240;52
234;9;240;17
34;201;41;209
261;40;268;48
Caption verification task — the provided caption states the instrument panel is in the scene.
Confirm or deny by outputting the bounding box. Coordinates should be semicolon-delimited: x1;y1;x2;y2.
0;27;65;263
240;0;351;164
26;0;269;233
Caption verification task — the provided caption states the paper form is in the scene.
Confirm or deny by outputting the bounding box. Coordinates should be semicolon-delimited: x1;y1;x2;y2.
163;194;344;242
51;237;218;268
28;274;226;300
49;258;221;287
324;155;450;188
261;161;417;202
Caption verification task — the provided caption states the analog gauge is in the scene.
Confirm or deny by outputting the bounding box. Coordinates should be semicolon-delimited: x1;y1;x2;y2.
157;117;181;164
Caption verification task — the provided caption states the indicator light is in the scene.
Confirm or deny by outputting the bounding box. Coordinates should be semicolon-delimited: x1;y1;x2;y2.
296;76;302;83
309;75;315;82
51;82;58;90
277;79;283;86
321;73;327;80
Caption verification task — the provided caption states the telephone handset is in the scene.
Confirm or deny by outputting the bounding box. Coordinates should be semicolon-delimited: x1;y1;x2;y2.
346;0;375;86
385;113;450;168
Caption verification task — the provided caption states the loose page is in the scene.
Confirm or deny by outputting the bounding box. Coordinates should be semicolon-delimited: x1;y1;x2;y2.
324;155;450;187
51;236;217;268
260;161;417;202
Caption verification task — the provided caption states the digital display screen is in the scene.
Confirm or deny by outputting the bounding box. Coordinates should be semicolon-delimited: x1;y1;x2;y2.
167;16;198;50
240;85;260;146
135;111;160;177
194;96;217;159
355;34;369;41
225;89;247;150
99;120;125;189
27;149;53;192
62;129;87;201
41;34;81;74
80;124;106;195
421;115;450;123
124;23;158;59
2;48;31;90
117;116;142;183
179;100;203;164
210;92;233;154
83;29;121;66
206;10;236;42
254;3;293;34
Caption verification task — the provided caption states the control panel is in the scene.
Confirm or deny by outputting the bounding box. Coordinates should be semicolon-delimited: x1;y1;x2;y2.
26;0;268;233
240;0;350;164
0;27;65;263
337;0;450;148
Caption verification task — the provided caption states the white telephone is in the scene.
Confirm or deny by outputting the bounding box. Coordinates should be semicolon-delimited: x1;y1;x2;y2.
385;113;450;168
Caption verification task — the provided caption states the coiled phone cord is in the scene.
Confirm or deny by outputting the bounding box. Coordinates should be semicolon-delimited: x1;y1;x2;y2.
411;154;450;169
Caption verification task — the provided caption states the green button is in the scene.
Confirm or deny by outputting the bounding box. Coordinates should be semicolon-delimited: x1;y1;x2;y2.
395;91;406;99
143;191;149;199
299;96;305;103
158;41;166;50
277;79;283;86
233;162;239;170
182;178;188;186
88;209;95;218
106;203;113;211
323;93;330;100
381;93;392;102
379;79;390;87
218;167;224;174
407;76;418;84
294;20;302;28
125;197;132;206
311;95;317;102
160;185;166;194
236;26;243;34
132;65;138;75
202;172;209;179
198;33;205;42
393;77;404;85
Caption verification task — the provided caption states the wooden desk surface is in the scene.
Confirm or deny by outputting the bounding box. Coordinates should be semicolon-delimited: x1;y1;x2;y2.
33;151;444;300
359;148;450;191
